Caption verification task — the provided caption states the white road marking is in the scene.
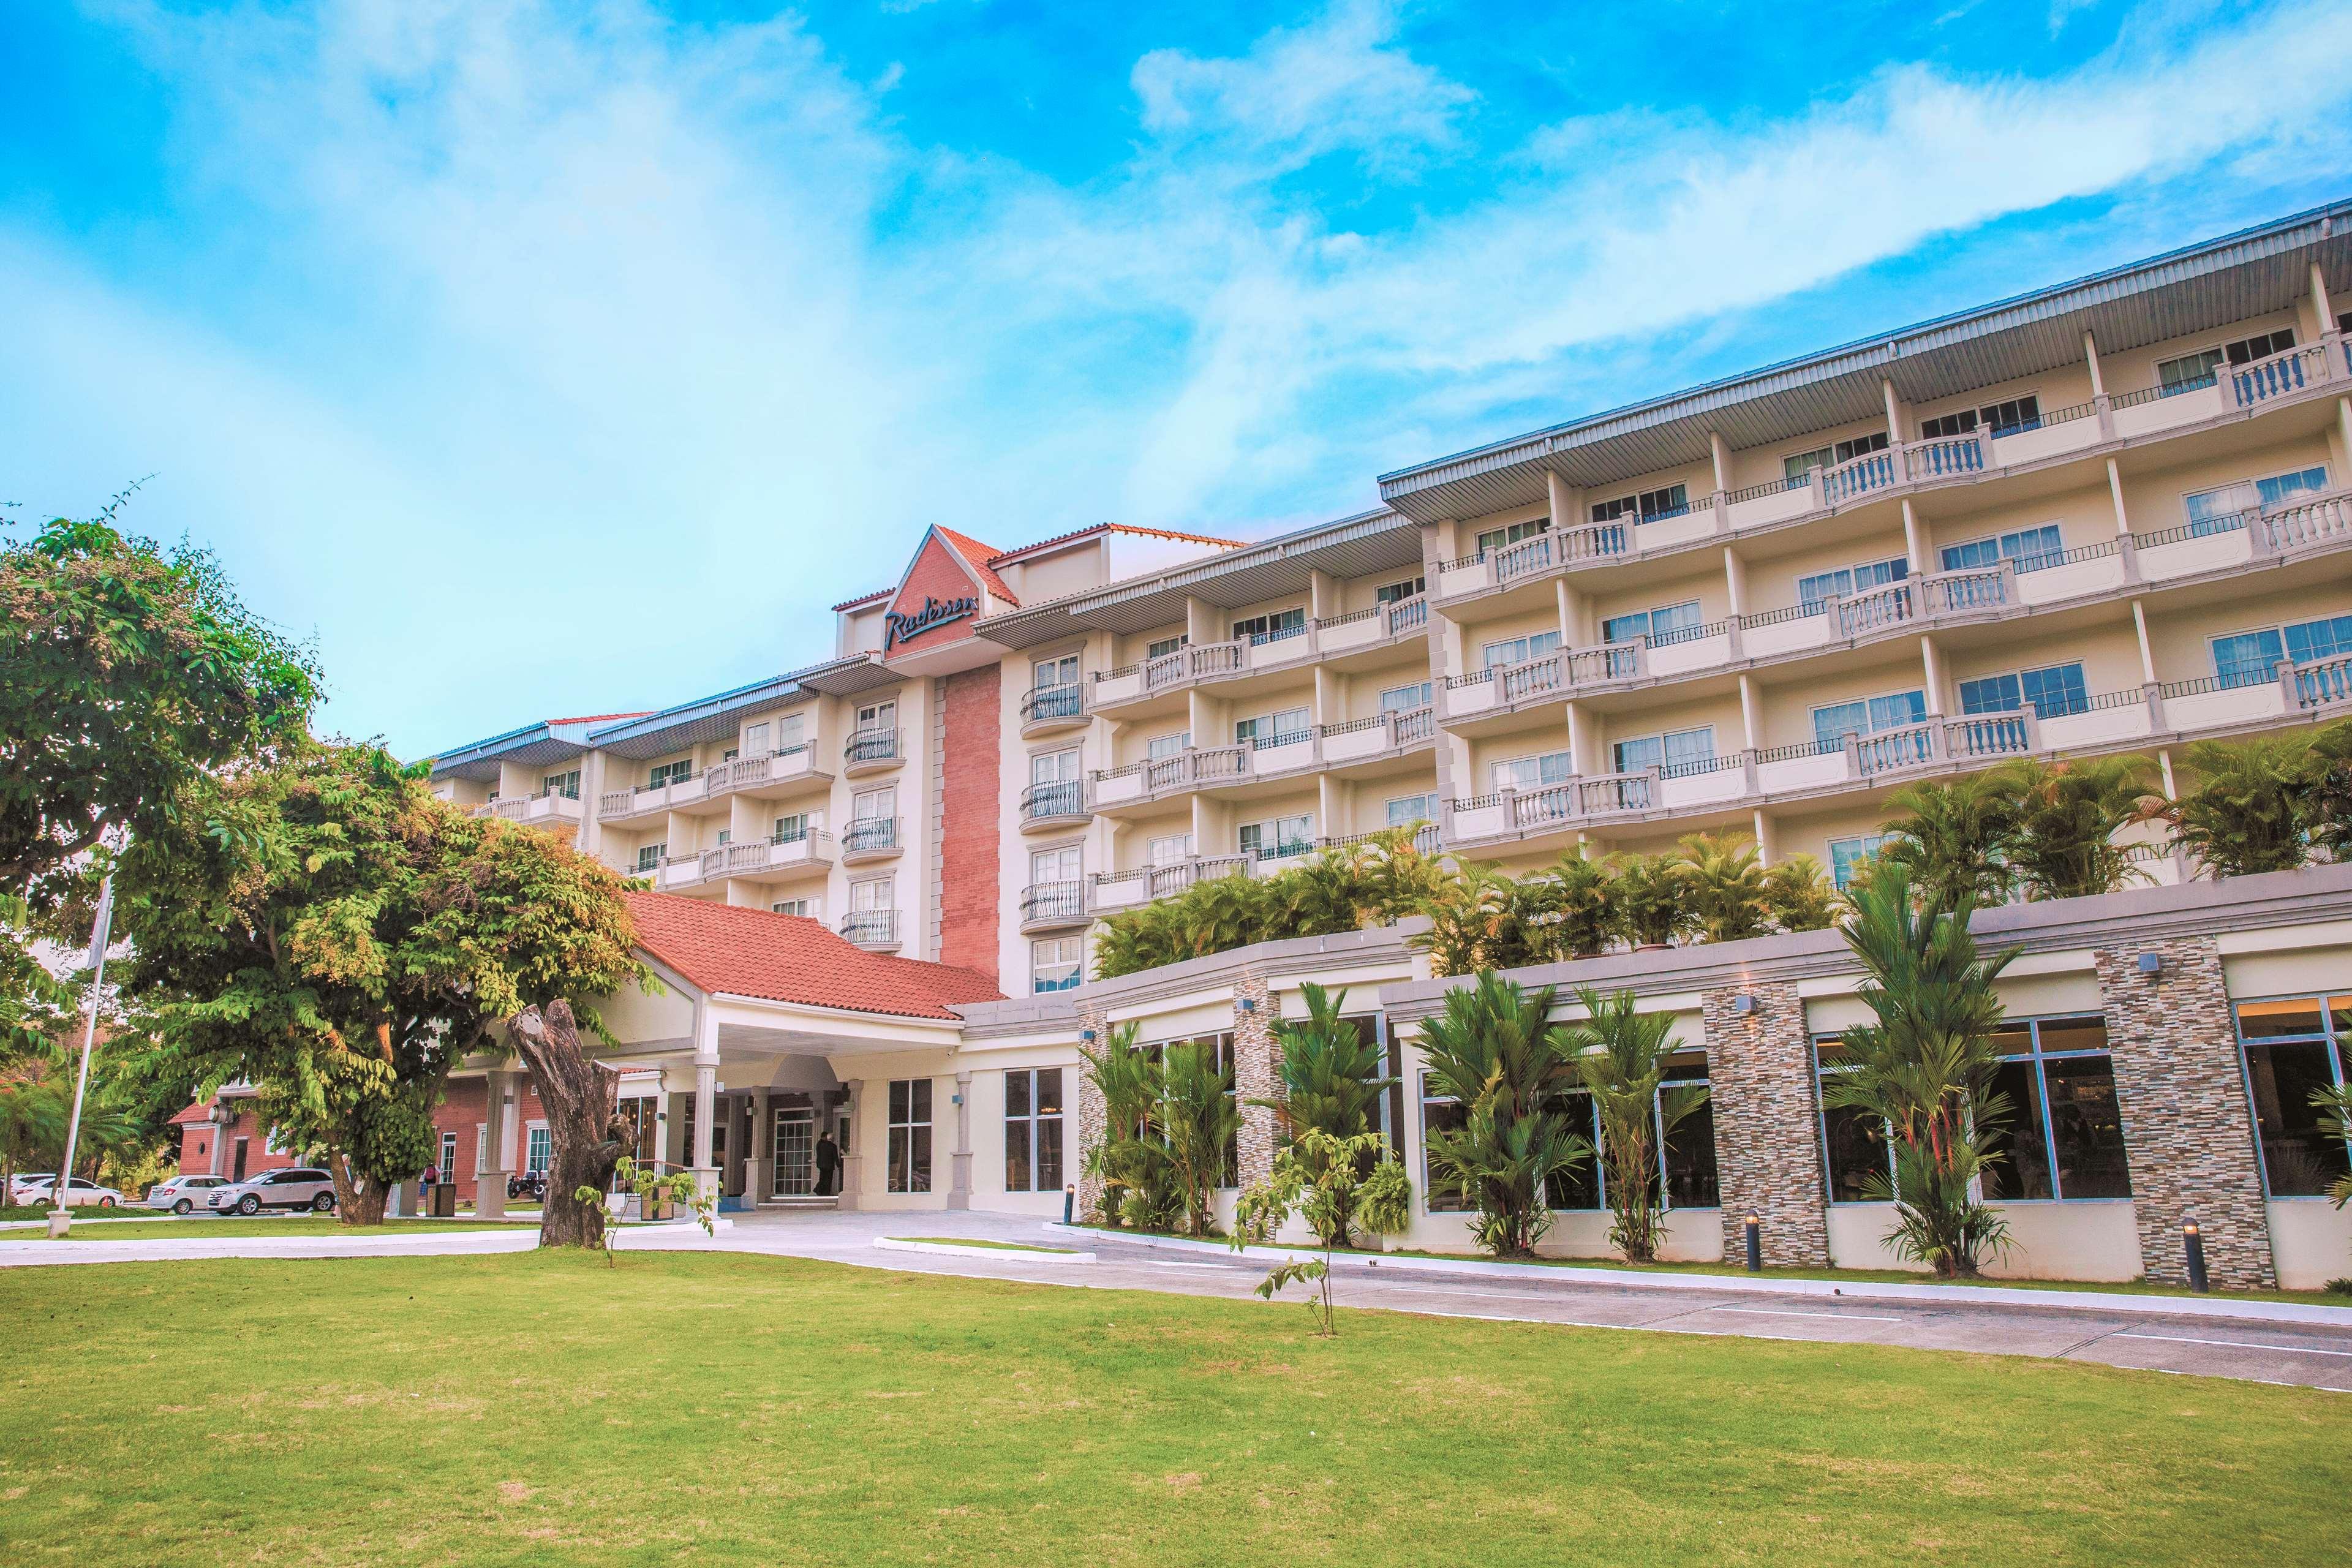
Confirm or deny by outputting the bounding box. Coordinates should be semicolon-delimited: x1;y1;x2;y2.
2108;1332;2352;1358
1706;1306;1904;1324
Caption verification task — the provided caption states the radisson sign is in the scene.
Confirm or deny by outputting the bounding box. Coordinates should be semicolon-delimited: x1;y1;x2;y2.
884;593;978;651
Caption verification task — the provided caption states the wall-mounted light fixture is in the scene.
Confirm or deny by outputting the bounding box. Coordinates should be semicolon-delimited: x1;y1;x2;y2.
1238;997;1257;1014
2136;952;2164;978
1080;1028;1096;1042
1731;993;1760;1016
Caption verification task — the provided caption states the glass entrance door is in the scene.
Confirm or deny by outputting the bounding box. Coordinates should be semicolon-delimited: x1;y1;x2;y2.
773;1109;815;1196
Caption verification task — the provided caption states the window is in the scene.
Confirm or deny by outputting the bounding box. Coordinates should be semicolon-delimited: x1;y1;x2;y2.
649;760;692;788
1232;608;1306;644
1421;1073;1470;1210
1474;517;1549;556
438;1133;457;1180
1591;484;1689;523
1239;814;1314;861
1959;662;2089;720
2257;465;2330;509
1782;445;1833;482
743;721;769;756
1147;832;1194;865
772;812;810;843
525;1125;551;1175
1234;707;1311;749
1796;556;1906;608
854;699;895;735
1939;524;2063;574
1031;843;1081;888
635;843;665;873
1974;1017;2132;1201
1375;576;1426;603
1005;1068;1065;1192
1147;731;1191;760
1613;727;1714;777
1481;629;1562;668
1811;690;1926;752
722;748;738;763
1490;751;1574;793
2212;614;2352;688
1784;432;1889;481
1815;1038;1889;1200
1379;681;1433;712
886;1079;932;1193
1031;936;1083;994
851;876;893;912
1034;652;1080;690
1030;750;1082;814
1146;633;1188;660
2185;466;2328;537
542;769;580;799
1144;1033;1240;1188
1920;394;2041;440
1600;599;1703;646
772;898;815;918
1825;836;1887;892
774;713;805;752
2234;995;2352;1197
2226;327;2297;364
1385;793;1438;827
2158;330;2295;396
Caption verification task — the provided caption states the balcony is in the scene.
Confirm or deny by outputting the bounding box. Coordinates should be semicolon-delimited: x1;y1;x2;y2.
469;790;584;832
654;831;837;891
596;746;831;822
1019;682;1088;737
1019;778;1091;834
1018;880;1089;933
843;728;904;778
1090;706;1437;811
1434;332;2349;608
1088;595;1431;712
1086;826;1444;915
841;815;902;865
839;910;900;951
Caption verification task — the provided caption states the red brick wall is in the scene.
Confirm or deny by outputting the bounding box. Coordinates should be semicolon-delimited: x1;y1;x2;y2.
175;1105;304;1182
883;533;986;655
938;665;1003;984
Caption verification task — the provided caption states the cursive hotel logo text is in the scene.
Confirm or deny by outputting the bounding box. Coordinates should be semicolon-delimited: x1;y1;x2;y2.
885;593;978;650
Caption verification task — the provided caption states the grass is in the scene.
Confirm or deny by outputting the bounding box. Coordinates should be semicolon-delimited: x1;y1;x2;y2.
891;1236;1080;1253
2;1253;2346;1566
6;1216;515;1242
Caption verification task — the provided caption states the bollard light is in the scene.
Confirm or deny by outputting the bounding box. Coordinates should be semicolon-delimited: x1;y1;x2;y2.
1063;1185;1076;1226
1744;1213;1762;1273
2182;1218;2209;1293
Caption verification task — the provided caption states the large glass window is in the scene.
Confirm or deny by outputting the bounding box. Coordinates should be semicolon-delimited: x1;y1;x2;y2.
1232;607;1308;645
649;760;692;788
1825;837;1887;892
1005;1068;1065;1193
2211;613;2352;688
1490;751;1574;794
1781;436;1883;484
1600;599;1703;647
1797;556;1907;608
1978;1017;2132;1201
1474;518;1550;556
1031;937;1082;995
1958;662;2089;720
526;1126;551;1175
1811;690;1926;752
1239;815;1314;861
1234;707;1311;749
542;769;581;799
1815;1039;1891;1202
1612;727;1714;777
635;843;666;873
1379;681;1434;712
1145;1033;1240;1188
1939;523;2063;574
1385;793;1438;828
1425;1058;1716;1215
1481;630;1563;669
1375;576;1426;603
2233;995;2352;1197
1420;1072;1471;1212
887;1079;933;1193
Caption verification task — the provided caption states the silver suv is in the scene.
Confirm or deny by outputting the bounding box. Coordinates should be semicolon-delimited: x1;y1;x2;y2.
206;1167;337;1216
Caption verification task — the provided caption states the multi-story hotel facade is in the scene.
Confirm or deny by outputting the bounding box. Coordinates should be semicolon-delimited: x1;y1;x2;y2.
388;204;2352;1286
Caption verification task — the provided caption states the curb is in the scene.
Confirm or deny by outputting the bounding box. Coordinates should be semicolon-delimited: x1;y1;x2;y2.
1042;1224;2352;1327
876;1237;1095;1264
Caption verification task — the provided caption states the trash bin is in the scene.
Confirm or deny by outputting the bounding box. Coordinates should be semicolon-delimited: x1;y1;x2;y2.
431;1182;458;1218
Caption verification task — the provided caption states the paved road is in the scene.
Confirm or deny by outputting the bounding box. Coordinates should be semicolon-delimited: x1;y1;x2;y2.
7;1208;2350;1393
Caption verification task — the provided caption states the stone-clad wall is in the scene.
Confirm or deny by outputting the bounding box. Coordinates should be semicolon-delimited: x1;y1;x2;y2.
1073;999;1112;1222
2094;938;2277;1289
1701;982;1833;1267
1232;972;1281;1192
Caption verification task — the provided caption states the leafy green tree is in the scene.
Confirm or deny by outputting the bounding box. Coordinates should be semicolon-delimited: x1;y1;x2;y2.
1564;987;1708;1263
111;739;646;1226
1880;772;2019;911
1999;756;2158;900
1231;1128;1412;1335
1416;971;1590;1257
1672;833;1771;942
1822;863;2019;1276
2163;733;2324;878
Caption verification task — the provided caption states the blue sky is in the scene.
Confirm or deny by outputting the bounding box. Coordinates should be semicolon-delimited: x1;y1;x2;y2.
6;1;2351;758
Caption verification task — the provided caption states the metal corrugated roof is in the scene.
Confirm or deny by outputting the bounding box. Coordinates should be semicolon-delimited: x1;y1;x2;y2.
1379;200;2352;522
583;654;897;759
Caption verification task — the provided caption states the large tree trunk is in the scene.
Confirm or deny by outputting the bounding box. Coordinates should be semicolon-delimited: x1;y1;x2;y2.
326;1150;387;1226
503;1001;625;1249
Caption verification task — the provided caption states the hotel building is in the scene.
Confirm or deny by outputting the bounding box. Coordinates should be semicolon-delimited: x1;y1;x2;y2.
347;204;2352;1286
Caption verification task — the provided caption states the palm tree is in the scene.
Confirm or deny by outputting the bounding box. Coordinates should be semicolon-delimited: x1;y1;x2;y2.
1177;872;1270;959
1160;1038;1239;1237
1672;832;1771;942
1611;853;1695;948
1415;971;1589;1256
1264;851;1370;939
1091;901;1182;981
1352;826;1447;926
1563;987;1706;1262
1257;982;1396;1247
1822;863;2019;1276
1409;864;1511;978
2165;733;2325;878
1762;853;1840;932
0;1073;68;1207
1077;1023;1169;1227
1539;850;1621;959
1880;772;2019;910
1999;756;2157;900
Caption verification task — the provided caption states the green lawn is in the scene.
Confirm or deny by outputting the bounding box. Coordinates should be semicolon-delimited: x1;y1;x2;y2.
1;1253;2343;1567
7;1216;516;1242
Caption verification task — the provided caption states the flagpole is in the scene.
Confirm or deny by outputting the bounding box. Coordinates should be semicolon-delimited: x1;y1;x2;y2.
49;875;113;1240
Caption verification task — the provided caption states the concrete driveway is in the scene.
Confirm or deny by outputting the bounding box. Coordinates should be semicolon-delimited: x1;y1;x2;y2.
9;1205;2351;1392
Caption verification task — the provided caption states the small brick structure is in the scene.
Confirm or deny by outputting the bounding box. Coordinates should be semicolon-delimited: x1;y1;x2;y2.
2094;937;2277;1289
1231;972;1283;1193
1700;981;1833;1267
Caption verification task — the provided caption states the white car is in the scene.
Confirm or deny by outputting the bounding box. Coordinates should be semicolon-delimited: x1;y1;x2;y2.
146;1175;233;1215
17;1175;124;1208
9;1172;58;1205
206;1167;337;1215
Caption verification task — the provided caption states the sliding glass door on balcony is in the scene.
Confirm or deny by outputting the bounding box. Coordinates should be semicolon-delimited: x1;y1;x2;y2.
2212;613;2352;688
1797;556;1906;609
1959;662;2088;720
1613;728;1715;777
1812;691;1927;755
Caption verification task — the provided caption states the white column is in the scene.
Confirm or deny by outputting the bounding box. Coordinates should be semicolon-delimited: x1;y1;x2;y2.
838;1079;865;1212
2082;329;2106;399
949;1071;974;1210
1545;468;1576;530
1899;498;1928;573
576;747;606;860
1881;377;1906;444
1709;429;1733;494
1920;635;1947;715
1752;809;1777;865
1722;547;1747;619
2106;457;2133;536
2132;599;2159;685
1737;673;1762;750
744;1087;771;1205
476;1071;510;1219
690;1000;718;1202
2312;260;2336;338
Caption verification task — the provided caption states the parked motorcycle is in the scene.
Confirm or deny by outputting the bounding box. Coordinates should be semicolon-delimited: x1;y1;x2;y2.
506;1170;548;1202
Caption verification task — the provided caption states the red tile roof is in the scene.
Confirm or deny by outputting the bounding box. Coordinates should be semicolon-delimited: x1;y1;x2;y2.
622;892;1002;1021
168;1100;214;1127
935;526;1019;606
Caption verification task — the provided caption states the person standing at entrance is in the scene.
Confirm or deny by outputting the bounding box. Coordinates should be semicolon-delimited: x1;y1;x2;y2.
815;1131;840;1197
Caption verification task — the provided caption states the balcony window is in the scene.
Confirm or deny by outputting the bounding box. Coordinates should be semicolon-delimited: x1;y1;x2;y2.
1921;394;2041;440
744;722;769;756
1031;938;1083;996
771;898;815;918
1959;662;2089;720
1978;1017;2133;1202
1146;730;1189;760
1234;707;1311;750
648;760;692;789
1385;792;1437;827
2212;613;2352;688
1940;524;2062;574
1601;598;1703;646
1796;556;1906;609
1613;726;1714;777
1811;690;1926;753
1474;517;1548;556
1490;750;1573;793
636;843;665;873
1231;608;1306;645
1824;835;1887;893
1379;681;1433;712
1031;845;1082;887
1481;630;1562;668
1591;483;1689;524
542;769;580;799
1035;652;1080;690
1005;1067;1065;1189
772;812;810;843
1239;815;1314;861
2233;995;2352;1197
1374;576;1426;604
1145;633;1188;660
1147;832;1194;865
715;829;731;847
